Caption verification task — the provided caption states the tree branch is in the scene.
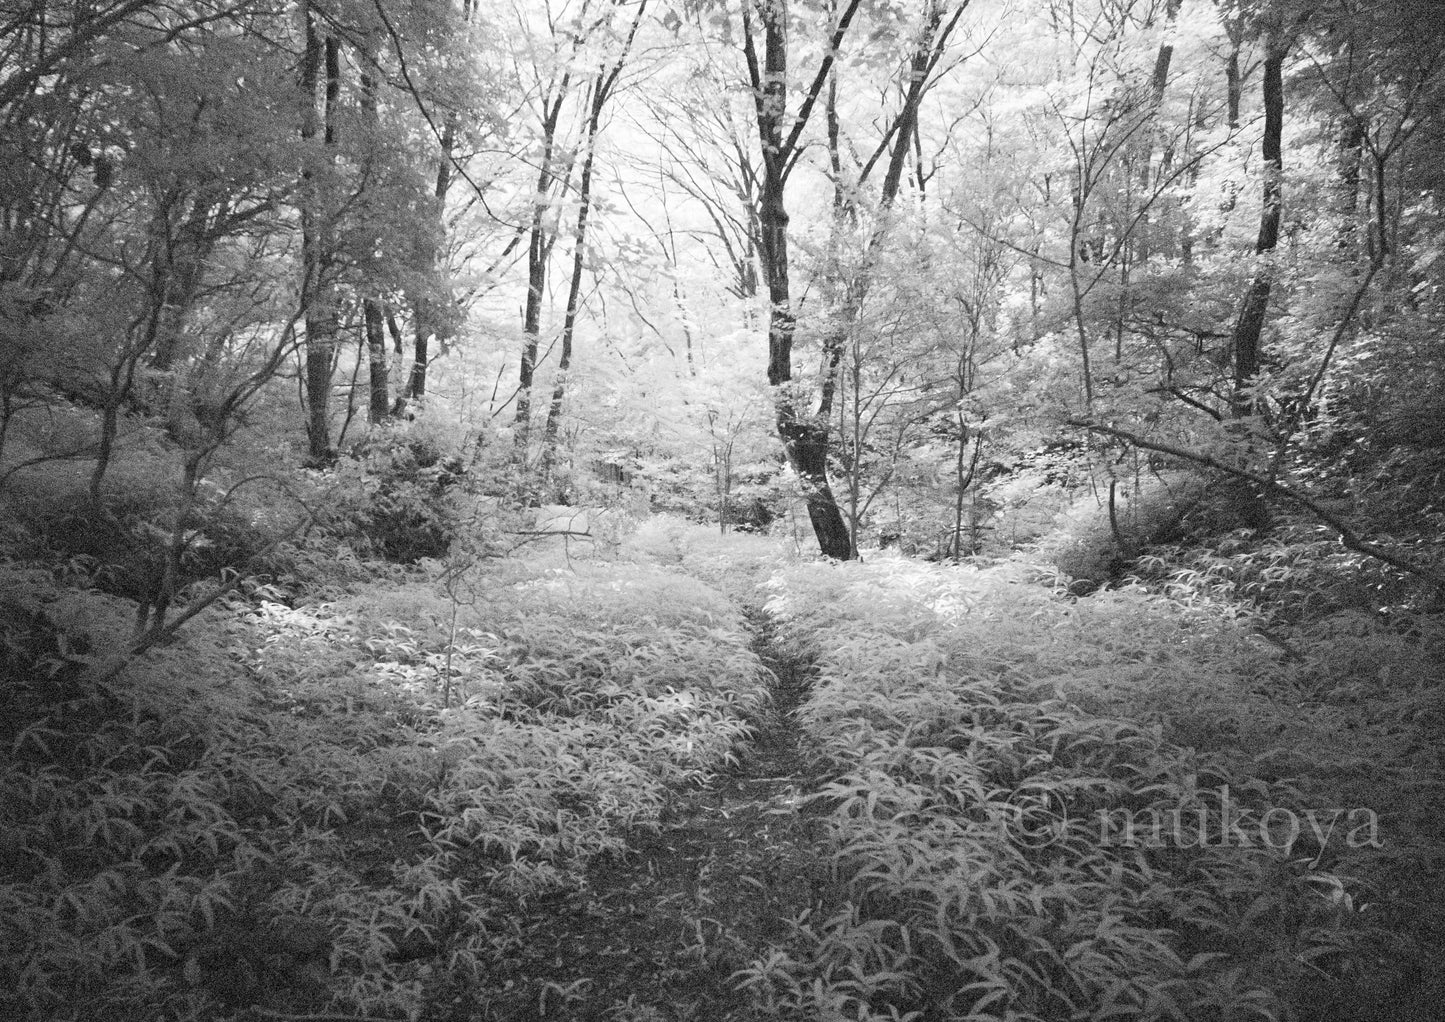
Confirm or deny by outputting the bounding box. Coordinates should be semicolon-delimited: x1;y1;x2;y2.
1067;419;1445;591
781;0;866;181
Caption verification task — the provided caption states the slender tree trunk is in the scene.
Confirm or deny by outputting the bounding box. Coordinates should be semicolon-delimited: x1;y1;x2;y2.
397;0;471;418
396;119;454;415
358;38;391;425
514;82;571;451
1225;29;1242;130
1231;32;1285;419
364;299;390;423
542;3;648;484
300;13;340;464
1148;8;1177;106
1221;28;1286;532
515;216;544;439
538;102;597;481
1338;119;1364;249
821;0;955;551
1137;0;1180;261
401;327;429;410
151;193;219;372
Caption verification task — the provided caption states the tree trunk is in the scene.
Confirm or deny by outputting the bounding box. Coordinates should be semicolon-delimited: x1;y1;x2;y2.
745;0;859;559
150;193;219;372
300;13;339;464
542;3;648;485
1224;22;1242;130
514;68;574;452
393;2;479;417
397;75;463;415
356;39;392;425
364;298;390;423
1231;32;1285;419
1337;119;1364;251
819;0;961;547
515;211;546;443
1222;28;1287;532
1137;0;1180;261
538;94;598;478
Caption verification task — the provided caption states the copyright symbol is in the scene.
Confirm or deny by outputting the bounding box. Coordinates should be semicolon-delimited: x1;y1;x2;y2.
1005;786;1070;850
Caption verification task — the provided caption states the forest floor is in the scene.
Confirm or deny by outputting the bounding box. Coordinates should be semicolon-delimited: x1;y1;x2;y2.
457;605;831;1022
7;527;1445;1022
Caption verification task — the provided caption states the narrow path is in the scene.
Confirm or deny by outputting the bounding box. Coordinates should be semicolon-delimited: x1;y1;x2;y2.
461;603;826;1022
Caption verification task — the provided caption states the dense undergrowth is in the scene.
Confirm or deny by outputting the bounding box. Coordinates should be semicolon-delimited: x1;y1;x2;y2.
0;521;775;1021
756;554;1444;1021
2;507;1441;1021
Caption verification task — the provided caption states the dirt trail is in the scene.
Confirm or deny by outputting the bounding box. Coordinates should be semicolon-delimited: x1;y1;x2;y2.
461;603;826;1022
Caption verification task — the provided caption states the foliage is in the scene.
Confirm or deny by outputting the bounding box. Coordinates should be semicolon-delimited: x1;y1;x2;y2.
750;551;1439;1021
2;0;1445;1016
315;420;479;565
1033;470;1211;590
0;432;307;619
0;540;771;1021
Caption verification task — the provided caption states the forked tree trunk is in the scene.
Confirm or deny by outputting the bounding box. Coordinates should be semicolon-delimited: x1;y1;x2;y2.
514;78;572;452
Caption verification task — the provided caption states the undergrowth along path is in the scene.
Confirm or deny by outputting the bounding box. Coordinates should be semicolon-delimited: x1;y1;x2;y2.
460;598;830;1022
12;537;1438;1022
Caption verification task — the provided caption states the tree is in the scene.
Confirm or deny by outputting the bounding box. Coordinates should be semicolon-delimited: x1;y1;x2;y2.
739;0;864;559
1229;24;1287;421
817;0;971;555
540;0;651;485
359;32;394;426
509;0;615;455
298;4;344;464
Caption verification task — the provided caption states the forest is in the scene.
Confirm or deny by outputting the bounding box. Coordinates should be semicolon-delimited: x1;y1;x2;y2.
2;0;1443;1019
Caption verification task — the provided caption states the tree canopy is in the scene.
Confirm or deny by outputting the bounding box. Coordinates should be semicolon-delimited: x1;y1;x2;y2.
5;0;1443;585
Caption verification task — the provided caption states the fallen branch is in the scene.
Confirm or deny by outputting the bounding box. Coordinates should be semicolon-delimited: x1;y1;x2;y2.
507;528;596;538
248;1007;402;1022
1067;419;1445;592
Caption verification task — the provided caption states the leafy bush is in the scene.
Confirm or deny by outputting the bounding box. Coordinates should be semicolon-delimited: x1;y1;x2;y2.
1033;471;1209;589
0;454;296;612
311;426;473;564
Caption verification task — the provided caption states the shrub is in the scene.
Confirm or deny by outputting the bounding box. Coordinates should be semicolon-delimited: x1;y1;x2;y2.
315;427;472;564
1034;471;1209;589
